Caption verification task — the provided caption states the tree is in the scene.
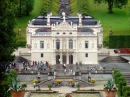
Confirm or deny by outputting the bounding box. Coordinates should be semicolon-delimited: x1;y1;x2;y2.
94;0;128;13
0;0;17;96
79;0;88;15
40;0;52;15
24;0;34;16
18;0;34;17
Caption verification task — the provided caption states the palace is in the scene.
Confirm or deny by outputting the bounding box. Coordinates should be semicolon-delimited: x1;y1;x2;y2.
26;12;103;65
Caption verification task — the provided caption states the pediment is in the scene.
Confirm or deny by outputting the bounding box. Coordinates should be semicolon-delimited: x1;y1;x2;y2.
52;22;76;30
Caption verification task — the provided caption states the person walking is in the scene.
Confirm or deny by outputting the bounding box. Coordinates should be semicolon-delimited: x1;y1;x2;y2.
64;68;66;75
33;82;36;88
37;72;41;79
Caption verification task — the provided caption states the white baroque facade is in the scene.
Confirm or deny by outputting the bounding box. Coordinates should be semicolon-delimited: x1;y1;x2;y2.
26;12;103;65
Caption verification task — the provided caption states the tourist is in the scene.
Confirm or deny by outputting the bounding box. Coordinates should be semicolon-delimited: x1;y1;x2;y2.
64;68;66;75
71;82;75;87
37;72;41;79
51;68;54;75
88;72;91;82
33;82;36;88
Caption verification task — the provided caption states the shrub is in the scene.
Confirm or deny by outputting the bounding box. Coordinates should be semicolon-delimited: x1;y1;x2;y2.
90;79;96;83
109;35;130;48
124;90;130;97
47;83;52;88
32;79;38;83
68;79;74;83
122;86;130;96
55;79;62;83
8;77;27;91
76;83;80;88
114;72;123;84
103;40;109;47
36;88;41;91
104;79;117;90
118;80;127;96
16;40;26;47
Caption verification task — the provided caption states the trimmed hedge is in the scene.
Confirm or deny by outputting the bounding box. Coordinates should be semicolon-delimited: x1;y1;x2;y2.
16;40;26;47
114;70;128;96
122;86;130;97
109;35;130;48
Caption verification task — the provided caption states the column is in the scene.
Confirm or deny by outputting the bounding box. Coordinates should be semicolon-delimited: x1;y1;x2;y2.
54;39;55;49
67;38;68;49
75;39;78;50
67;53;69;64
60;53;62;64
52;39;53;50
60;38;62;49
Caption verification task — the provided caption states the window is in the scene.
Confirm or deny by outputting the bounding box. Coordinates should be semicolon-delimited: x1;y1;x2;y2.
41;53;43;57
85;53;88;57
85;41;88;48
56;39;60;50
69;39;73;49
40;41;44;48
69;32;72;34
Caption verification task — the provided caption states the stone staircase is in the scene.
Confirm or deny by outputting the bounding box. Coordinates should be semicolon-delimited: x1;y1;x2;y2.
56;74;73;80
15;56;28;63
122;72;130;85
100;56;128;63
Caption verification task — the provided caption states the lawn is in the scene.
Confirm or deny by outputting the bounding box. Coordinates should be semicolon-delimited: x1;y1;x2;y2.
51;0;60;16
14;0;43;42
14;0;60;43
70;0;78;15
15;0;130;42
87;0;130;40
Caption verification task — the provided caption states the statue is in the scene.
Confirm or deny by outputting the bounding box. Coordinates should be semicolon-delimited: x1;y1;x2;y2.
109;26;113;35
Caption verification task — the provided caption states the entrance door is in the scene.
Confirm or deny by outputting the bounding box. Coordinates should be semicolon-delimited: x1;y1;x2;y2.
56;55;60;64
69;55;73;64
62;55;66;64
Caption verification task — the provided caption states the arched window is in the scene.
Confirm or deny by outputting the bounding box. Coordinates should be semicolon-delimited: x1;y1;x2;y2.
56;39;60;50
69;39;73;49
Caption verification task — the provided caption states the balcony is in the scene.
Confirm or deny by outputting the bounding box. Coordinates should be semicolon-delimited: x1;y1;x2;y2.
55;49;74;53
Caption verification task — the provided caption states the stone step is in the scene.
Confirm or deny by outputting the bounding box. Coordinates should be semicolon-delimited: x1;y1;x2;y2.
100;56;128;63
56;75;73;79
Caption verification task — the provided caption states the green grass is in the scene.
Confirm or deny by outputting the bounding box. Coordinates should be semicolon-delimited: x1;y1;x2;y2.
70;0;78;15
14;0;60;42
15;0;130;42
51;0;60;16
14;0;43;41
87;0;130;40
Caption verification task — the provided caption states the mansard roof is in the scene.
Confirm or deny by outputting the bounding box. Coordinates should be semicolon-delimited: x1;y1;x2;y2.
32;15;97;26
35;27;51;33
78;27;94;32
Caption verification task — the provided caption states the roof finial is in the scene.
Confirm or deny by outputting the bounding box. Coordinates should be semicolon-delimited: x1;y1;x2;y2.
62;12;66;22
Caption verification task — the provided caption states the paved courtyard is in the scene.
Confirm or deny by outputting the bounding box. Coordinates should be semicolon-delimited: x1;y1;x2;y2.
13;48;130;97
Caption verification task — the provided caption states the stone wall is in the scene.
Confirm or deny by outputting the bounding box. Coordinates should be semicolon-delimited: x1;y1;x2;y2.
18;74;48;82
81;74;112;80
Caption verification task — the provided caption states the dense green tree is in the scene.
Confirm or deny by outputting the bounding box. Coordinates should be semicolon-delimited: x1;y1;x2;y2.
40;0;52;15
94;0;128;13
79;0;88;15
0;0;17;96
25;0;34;15
18;0;34;17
